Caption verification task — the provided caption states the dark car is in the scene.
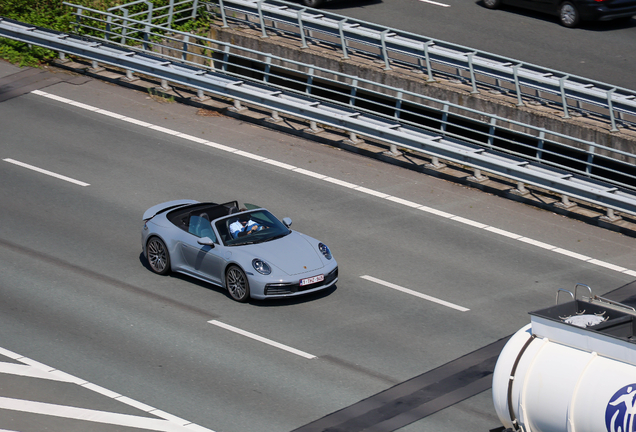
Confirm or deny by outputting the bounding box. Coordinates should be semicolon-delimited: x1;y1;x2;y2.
302;0;324;5
483;0;636;27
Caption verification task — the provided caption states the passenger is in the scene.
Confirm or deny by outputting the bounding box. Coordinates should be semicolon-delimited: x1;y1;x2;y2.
229;213;262;238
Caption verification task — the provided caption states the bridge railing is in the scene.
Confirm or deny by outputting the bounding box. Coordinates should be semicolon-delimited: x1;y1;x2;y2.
201;0;636;132
70;0;636;132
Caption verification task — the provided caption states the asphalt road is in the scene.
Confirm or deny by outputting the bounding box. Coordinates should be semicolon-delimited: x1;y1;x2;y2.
0;60;635;432
326;0;636;90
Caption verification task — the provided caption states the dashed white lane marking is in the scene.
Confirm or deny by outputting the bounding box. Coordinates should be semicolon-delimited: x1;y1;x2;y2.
3;158;90;187
208;320;316;359
418;0;451;7
0;346;214;432
360;275;470;312
30;89;636;278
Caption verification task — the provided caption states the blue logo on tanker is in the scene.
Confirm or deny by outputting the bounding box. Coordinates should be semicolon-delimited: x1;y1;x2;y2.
607;384;636;432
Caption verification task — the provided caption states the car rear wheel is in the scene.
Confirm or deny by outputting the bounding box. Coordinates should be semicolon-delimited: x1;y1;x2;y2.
559;1;580;27
483;0;501;9
226;266;250;303
147;237;170;275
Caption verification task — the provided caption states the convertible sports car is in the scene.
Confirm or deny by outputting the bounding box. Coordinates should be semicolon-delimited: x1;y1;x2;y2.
141;200;338;302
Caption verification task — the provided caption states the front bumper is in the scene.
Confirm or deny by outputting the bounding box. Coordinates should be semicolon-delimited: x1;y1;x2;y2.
578;2;636;20
249;265;338;300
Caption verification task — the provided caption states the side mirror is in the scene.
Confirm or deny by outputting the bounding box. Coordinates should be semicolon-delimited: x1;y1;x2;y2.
282;217;292;228
197;237;215;247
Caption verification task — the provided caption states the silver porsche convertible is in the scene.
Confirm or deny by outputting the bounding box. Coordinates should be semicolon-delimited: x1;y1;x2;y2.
141;200;338;302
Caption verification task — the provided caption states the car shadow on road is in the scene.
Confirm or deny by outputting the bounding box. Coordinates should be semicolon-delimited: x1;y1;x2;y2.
138;252;230;298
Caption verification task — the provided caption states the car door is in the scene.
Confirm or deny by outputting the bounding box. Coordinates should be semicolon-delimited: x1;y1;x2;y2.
179;215;225;285
506;0;550;12
523;0;556;13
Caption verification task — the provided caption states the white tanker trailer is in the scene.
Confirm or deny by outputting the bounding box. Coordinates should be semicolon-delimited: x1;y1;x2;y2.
492;284;636;432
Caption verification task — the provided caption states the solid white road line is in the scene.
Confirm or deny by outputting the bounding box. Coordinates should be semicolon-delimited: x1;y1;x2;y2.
418;0;451;7
28;90;636;278
0;362;76;382
3;158;90;187
360;275;470;312
208;320;316;359
0;397;198;432
0;346;215;432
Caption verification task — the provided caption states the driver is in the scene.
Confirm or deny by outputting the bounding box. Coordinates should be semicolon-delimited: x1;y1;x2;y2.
229;213;262;239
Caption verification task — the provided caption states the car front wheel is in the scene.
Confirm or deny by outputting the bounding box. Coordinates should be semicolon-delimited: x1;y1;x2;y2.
559;1;580;27
147;237;170;275
226;266;250;303
483;0;501;9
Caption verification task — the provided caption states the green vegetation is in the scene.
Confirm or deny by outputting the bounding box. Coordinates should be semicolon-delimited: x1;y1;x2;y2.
0;0;71;66
0;0;210;67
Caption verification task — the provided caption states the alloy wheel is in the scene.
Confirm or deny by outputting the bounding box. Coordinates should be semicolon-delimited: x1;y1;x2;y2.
226;266;249;302
147;238;169;274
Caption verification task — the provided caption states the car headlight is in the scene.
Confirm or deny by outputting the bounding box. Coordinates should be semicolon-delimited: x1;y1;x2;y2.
318;243;332;260
252;259;271;275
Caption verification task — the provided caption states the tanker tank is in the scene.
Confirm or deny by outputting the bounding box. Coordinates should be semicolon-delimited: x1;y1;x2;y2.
492;284;636;432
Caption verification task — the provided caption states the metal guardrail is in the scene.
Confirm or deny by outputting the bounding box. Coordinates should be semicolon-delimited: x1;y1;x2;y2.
61;4;636;193
204;0;636;132
1;16;636;218
106;0;200;28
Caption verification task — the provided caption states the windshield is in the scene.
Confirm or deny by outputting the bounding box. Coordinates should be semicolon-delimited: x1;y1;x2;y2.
216;210;290;246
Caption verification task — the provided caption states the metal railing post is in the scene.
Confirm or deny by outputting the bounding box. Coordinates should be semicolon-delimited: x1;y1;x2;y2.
105;15;112;42
514;181;530;196
264;56;271;83
191;0;200;20
257;0;268;38
349;79;358;107
513;64;523;106
427;156;446;170
182;35;189;62
168;0;175;28
607;88;619;132
222;45;230;72
218;0;229;28
143;23;150;51
559;75;571;119
441;104;449;133
338;19;349;59
422;41;435;82
380;29;391;71
586;145;595;176
467;52;478;94
121;8;129;44
536;131;545;161
145;1;154;26
306;67;314;95
298;9;308;49
74;7;82;34
487;118;496;149
395;91;403;119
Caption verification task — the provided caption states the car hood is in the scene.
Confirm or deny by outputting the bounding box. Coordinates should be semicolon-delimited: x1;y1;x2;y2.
244;232;324;276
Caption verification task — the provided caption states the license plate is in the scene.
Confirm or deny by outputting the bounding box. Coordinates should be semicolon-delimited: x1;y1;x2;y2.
300;274;324;286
